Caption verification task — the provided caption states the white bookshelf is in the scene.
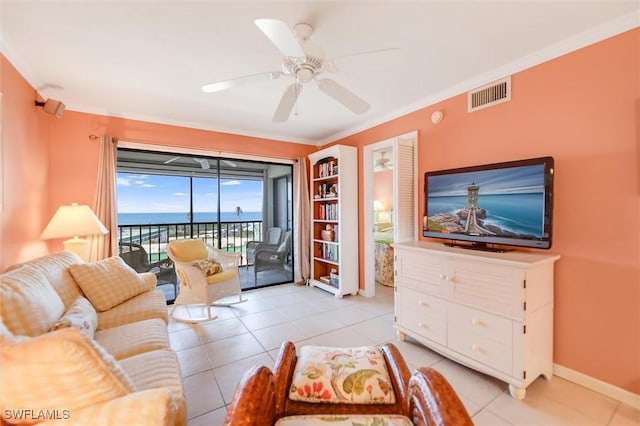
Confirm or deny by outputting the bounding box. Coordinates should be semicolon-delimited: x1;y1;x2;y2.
308;145;358;298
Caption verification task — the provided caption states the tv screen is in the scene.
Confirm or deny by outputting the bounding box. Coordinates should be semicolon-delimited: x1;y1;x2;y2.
423;157;554;250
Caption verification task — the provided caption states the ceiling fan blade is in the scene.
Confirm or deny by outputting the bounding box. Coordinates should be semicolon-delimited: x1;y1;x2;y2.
194;158;210;169
163;156;181;164
317;79;370;114
221;159;236;167
202;71;282;93
255;19;305;58
273;83;302;123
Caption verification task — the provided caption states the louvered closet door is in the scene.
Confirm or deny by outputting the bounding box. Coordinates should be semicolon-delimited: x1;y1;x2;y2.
393;137;416;243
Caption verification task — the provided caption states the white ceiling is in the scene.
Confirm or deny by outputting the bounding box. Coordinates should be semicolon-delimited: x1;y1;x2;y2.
2;1;637;145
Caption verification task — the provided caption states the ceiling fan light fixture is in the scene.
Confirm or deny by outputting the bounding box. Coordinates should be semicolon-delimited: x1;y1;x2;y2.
296;67;314;83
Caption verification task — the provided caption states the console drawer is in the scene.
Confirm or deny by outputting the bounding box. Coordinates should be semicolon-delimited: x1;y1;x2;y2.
447;303;512;344
447;304;513;374
396;288;446;345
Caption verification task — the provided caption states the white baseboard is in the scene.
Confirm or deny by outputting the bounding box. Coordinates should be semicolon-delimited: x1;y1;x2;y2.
553;363;640;409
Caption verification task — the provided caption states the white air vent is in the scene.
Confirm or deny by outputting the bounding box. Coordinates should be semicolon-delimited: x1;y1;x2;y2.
468;76;511;112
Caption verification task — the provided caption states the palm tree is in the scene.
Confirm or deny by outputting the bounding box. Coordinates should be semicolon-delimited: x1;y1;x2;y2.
234;206;243;218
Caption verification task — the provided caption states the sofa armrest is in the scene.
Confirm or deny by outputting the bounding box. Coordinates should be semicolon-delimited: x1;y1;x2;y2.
224;365;275;426
38;388;177;426
139;272;157;288
407;367;473;426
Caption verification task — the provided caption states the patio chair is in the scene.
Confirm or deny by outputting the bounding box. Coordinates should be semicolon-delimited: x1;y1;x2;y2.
245;226;282;267
253;230;291;283
166;239;246;323
119;242;177;297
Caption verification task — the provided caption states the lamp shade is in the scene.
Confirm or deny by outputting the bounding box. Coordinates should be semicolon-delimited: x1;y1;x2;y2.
41;203;108;239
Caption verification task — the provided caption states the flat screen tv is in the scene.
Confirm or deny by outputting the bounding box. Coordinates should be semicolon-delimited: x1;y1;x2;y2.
423;156;554;251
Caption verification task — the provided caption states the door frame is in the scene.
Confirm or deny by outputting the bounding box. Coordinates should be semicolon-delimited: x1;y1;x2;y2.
362;131;418;297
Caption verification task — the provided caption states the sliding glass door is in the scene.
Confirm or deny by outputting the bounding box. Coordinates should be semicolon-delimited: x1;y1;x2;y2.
116;149;294;295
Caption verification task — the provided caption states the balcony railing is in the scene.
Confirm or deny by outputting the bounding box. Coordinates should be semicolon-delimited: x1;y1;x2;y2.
117;220;264;267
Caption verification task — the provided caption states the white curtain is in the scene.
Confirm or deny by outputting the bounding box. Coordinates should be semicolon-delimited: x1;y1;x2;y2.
87;134;118;261
293;157;310;284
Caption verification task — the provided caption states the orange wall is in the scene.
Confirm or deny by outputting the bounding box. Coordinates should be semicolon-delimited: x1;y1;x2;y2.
1;56;52;268
334;29;639;394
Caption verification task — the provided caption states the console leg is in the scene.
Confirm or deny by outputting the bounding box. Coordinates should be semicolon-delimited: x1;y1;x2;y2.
396;330;406;341
509;385;526;400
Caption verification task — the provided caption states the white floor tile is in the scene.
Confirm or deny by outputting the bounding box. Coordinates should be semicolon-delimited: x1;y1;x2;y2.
183;370;225;419
472;409;514;425
203;333;265;367
168;327;201;351
195;317;249;344
176;346;212;377
430;358;506;408
187;407;227;426
524;375;620;424
348;313;397;345
609;403;640;425
238;308;289;331
251;321;309;350
213;352;274;404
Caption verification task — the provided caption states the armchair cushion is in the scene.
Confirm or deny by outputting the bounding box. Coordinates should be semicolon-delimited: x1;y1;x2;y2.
0;328;135;424
206;269;239;285
69;256;155;312
0;265;65;337
170;239;208;262
51;296;98;339
289;345;396;405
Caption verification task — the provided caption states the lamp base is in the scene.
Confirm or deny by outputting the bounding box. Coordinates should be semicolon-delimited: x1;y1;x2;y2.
63;237;88;261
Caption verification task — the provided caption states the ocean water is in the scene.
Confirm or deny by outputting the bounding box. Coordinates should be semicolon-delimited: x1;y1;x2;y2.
427;193;544;237
118;211;262;225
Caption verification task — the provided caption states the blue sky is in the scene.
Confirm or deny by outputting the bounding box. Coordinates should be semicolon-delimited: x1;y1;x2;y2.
116;173;263;213
427;164;545;197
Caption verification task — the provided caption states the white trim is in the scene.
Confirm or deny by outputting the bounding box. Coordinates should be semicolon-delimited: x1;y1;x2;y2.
553;363;640;409
117;140;294;165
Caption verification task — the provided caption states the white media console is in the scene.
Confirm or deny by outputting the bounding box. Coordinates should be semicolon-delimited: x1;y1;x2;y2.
393;241;560;399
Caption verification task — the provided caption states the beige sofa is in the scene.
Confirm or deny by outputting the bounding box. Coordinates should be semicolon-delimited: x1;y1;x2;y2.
0;251;185;425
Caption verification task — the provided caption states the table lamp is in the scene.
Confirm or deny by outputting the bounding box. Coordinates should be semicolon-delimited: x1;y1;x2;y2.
41;203;109;261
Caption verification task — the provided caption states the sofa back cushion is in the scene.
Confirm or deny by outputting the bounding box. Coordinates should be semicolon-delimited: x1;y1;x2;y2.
0;328;135;424
69;256;155;312
0;265;65;337
18;251;84;309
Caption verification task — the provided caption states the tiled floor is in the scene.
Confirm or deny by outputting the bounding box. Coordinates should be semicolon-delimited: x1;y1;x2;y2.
167;283;640;426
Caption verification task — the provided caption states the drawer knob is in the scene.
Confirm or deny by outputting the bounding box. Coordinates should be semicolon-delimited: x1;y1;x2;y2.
471;318;484;327
439;273;447;280
471;344;483;353
418;321;429;329
418;300;429;307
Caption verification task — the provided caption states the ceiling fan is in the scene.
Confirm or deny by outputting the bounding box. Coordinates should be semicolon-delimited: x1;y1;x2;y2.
163;156;237;168
374;151;393;170
202;18;390;122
